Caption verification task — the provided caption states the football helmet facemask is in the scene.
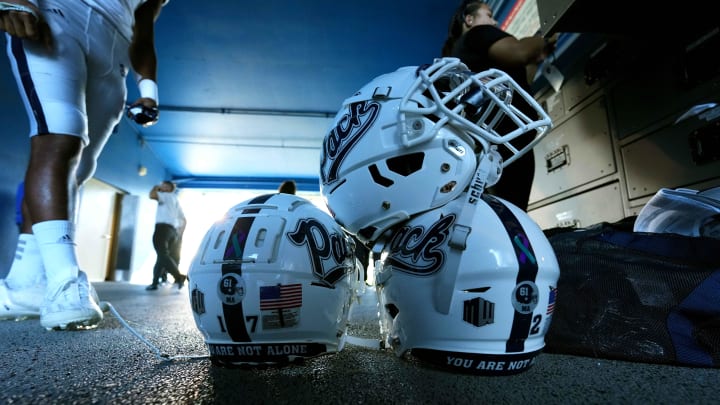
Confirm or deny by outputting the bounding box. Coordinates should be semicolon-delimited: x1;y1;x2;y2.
188;193;362;366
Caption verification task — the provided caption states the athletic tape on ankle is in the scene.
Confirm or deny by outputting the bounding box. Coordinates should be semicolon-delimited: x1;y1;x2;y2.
137;79;159;104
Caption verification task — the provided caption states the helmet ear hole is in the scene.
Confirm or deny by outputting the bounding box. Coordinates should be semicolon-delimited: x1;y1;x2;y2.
369;164;394;187
386;152;424;176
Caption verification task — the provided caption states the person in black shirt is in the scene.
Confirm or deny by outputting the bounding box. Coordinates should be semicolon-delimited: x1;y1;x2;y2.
442;1;555;210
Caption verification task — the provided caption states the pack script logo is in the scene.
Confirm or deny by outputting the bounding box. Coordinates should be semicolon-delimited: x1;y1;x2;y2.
384;214;456;276
287;218;352;285
320;100;380;185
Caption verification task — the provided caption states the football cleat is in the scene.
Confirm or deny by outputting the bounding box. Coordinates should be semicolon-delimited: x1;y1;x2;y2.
40;271;103;331
0;279;43;320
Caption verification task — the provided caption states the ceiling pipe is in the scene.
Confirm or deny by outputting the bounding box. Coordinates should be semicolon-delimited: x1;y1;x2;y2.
159;104;335;119
141;136;321;149
173;176;321;192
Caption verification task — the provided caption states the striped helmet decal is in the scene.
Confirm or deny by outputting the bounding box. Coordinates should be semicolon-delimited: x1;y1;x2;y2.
220;193;274;342
482;194;539;353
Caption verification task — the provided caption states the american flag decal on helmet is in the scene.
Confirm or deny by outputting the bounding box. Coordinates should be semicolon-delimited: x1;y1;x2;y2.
259;284;302;310
547;286;557;315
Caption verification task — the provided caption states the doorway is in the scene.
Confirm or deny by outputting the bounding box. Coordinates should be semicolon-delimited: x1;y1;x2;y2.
75;178;123;282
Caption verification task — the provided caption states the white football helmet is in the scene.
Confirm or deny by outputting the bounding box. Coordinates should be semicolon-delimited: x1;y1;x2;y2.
634;186;720;239
374;192;560;375
319;57;551;244
187;193;362;366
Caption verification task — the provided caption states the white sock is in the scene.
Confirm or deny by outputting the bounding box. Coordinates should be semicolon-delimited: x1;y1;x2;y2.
5;233;46;290
32;220;80;290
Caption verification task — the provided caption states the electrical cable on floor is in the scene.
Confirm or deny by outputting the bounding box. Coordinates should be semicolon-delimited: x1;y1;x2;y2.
99;301;209;362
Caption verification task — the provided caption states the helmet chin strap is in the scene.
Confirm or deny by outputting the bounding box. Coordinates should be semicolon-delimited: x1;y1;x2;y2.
433;146;503;315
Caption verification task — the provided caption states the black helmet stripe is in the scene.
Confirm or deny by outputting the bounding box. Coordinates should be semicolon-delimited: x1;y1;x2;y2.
482;195;540;353
220;193;275;342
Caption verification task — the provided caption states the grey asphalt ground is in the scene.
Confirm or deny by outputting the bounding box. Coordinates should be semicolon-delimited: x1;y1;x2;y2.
1;281;717;404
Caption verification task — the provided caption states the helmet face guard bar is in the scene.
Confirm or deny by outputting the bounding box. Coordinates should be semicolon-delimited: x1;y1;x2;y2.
399;57;553;167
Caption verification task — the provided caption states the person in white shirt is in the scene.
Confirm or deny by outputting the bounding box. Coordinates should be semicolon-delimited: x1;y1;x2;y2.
147;181;186;291
0;0;167;330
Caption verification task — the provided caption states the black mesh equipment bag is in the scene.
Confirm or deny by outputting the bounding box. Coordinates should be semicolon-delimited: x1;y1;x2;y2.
544;218;720;367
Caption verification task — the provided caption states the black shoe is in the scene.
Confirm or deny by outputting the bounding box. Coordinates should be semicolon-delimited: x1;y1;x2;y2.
146;284;158;291
175;275;187;290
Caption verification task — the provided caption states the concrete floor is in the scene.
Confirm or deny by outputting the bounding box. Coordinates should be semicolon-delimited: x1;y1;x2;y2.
1;281;717;404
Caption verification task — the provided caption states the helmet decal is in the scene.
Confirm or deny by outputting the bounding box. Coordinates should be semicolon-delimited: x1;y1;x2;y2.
218;273;246;306
320;100;381;185
463;297;495;327
223;193;274;259
546;286;557;316
224;231;248;260
512;232;537;265
259;283;302;329
511;281;539;315
219;263;251;342
219;212;261;342
482;194;540;354
190;288;205;315
259;284;302;310
286;217;352;286
384;213;456;276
